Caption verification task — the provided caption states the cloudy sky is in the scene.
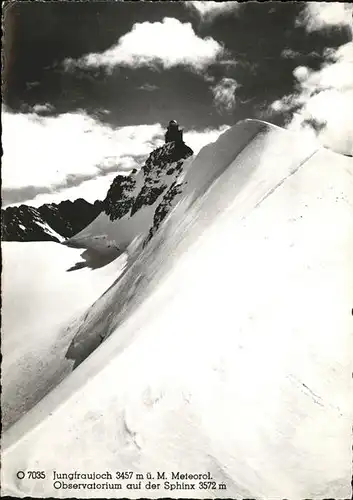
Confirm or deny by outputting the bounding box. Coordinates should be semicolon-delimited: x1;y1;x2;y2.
2;1;352;207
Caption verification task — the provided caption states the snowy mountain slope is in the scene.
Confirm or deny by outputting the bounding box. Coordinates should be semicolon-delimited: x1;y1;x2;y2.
1;242;126;431
64;120;319;362
2;120;352;499
68;141;193;253
1;141;192;429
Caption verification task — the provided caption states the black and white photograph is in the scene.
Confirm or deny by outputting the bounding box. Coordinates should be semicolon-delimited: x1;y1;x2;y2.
1;0;352;498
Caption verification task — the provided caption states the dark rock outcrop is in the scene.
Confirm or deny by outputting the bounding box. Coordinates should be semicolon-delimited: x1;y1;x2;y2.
39;199;103;238
103;176;137;221
2;199;103;242
1;205;60;242
102;141;193;226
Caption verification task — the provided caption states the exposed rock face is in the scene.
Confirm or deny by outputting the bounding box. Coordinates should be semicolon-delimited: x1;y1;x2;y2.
145;180;185;246
2;199;103;242
39;199;104;237
1;205;61;242
104;176;137;221
103;142;193;221
101;140;194;246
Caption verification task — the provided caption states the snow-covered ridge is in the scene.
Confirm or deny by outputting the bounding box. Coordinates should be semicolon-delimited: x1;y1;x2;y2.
64;119;321;364
2;120;352;499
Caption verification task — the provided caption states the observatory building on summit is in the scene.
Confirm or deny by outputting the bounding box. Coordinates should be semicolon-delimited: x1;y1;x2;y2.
165;119;183;144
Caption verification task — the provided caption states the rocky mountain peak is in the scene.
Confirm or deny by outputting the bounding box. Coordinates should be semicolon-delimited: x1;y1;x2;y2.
103;140;193;224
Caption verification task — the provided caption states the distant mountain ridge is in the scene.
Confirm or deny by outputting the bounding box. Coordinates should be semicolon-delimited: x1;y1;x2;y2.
1;199;103;242
2;140;194;245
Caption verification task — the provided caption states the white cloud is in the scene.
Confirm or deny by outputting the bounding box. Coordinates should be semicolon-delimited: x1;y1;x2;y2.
296;3;353;33
2;107;230;205
187;1;240;20
281;48;301;59
281;48;320;60
2;108;164;200
297;43;353;92
271;95;301;114
293;66;311;83
271;42;353;156
31;103;55;114
184;125;230;155
64;18;223;72
287;89;353;156
25;81;40;89
211;77;238;112
26;173;121;207
138;83;159;92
